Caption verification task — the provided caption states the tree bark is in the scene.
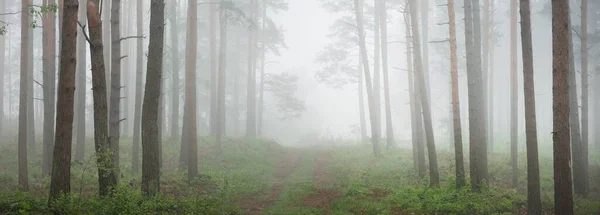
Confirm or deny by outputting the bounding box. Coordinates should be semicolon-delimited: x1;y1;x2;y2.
552;0;574;213
102;0;111;100
49;0;78;200
519;0;541;213
510;0;518;190
579;0;589;198
18;0;30;192
410;0;439;187
403;12;417;170
170;0;180;140
74;0;87;162
42;0;58;176
141;0;165;197
379;0;394;148
472;0;488;185
447;0;465;189
87;0;118;196
109;0;121;182
353;0;380;157
132;0;143;174
184;0;198;181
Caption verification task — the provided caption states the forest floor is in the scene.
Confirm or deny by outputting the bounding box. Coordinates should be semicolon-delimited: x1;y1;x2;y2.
0;138;599;214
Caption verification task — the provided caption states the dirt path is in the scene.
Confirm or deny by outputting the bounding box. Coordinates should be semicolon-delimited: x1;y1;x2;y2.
301;152;342;209
237;148;302;214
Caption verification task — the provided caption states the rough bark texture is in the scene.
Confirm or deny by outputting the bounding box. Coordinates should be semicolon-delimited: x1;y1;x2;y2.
141;0;165;197
379;0;394;148
42;0;58;176
74;0;87;162
132;0;143;174
184;0;198;181
519;1;541;213
510;0;518;190
579;0;590;197
170;0;179;140
87;0;118;196
447;0;464;189
49;0;78;200
109;0;121;182
410;0;439;187
353;0;380;158
246;0;257;138
209;1;218;137
18;0;30;192
552;0;574;213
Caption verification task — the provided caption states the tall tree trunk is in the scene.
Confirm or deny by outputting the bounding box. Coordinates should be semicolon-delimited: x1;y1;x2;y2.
379;0;394;148
184;0;198;181
246;0;257;138
209;0;218;136
19;0;30;192
519;0;541;213
42;0;58;176
179;107;188;170
567;11;585;197
410;0;439;187
552;0;574;213
216;3;228;153
132;0;143;174
0;0;4;137
483;0;491;151
372;0;381;148
109;0;121;181
404;12;418;170
353;0;380;157
87;0;118;196
579;0;589;198
27;3;35;166
447;0;465;189
358;53;366;144
141;0;165;196
102;0;111;99
472;0;488;185
74;0;87;162
170;0;180;140
488;0;495;151
509;0;518;189
49;0;78;200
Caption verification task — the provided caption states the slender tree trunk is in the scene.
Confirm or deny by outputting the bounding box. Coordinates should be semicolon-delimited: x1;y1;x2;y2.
74;0;87;162
209;0;218;136
170;0;179;140
132;0;143;174
510;0;519;190
410;0;439;187
49;0;78;200
0;0;4;138
552;0;574;213
109;0;121;181
379;0;394;148
404;12;418;170
488;0;495;152
579;0;589;198
567;12;585;197
18;0;31;192
372;0;381;148
246;0;257;138
42;0;58;176
179;107;188;170
483;0;491;151
358;53;366;144
519;0;541;213
257;3;267;137
447;0;464;189
141;0;165;196
27;4;35;166
216;4;228;153
353;0;380;157
184;0;198;181
472;0;488;185
102;0;111;99
87;0;118;196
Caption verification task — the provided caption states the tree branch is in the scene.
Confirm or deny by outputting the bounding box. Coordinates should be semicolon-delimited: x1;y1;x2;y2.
117;118;127;123
34;98;44;101
119;35;145;42
77;21;91;44
430;39;450;44
34;79;44;88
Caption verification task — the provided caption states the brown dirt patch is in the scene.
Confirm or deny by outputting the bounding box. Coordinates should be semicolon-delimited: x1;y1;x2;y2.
236;148;302;214
300;151;342;210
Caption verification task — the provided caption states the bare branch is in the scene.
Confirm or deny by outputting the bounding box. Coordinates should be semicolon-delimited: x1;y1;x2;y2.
119;35;145;42
430;39;450;44
119;55;128;60
0;11;22;16
34;79;44;87
77;21;91;44
34;98;44;101
117;118;127;123
437;22;449;26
